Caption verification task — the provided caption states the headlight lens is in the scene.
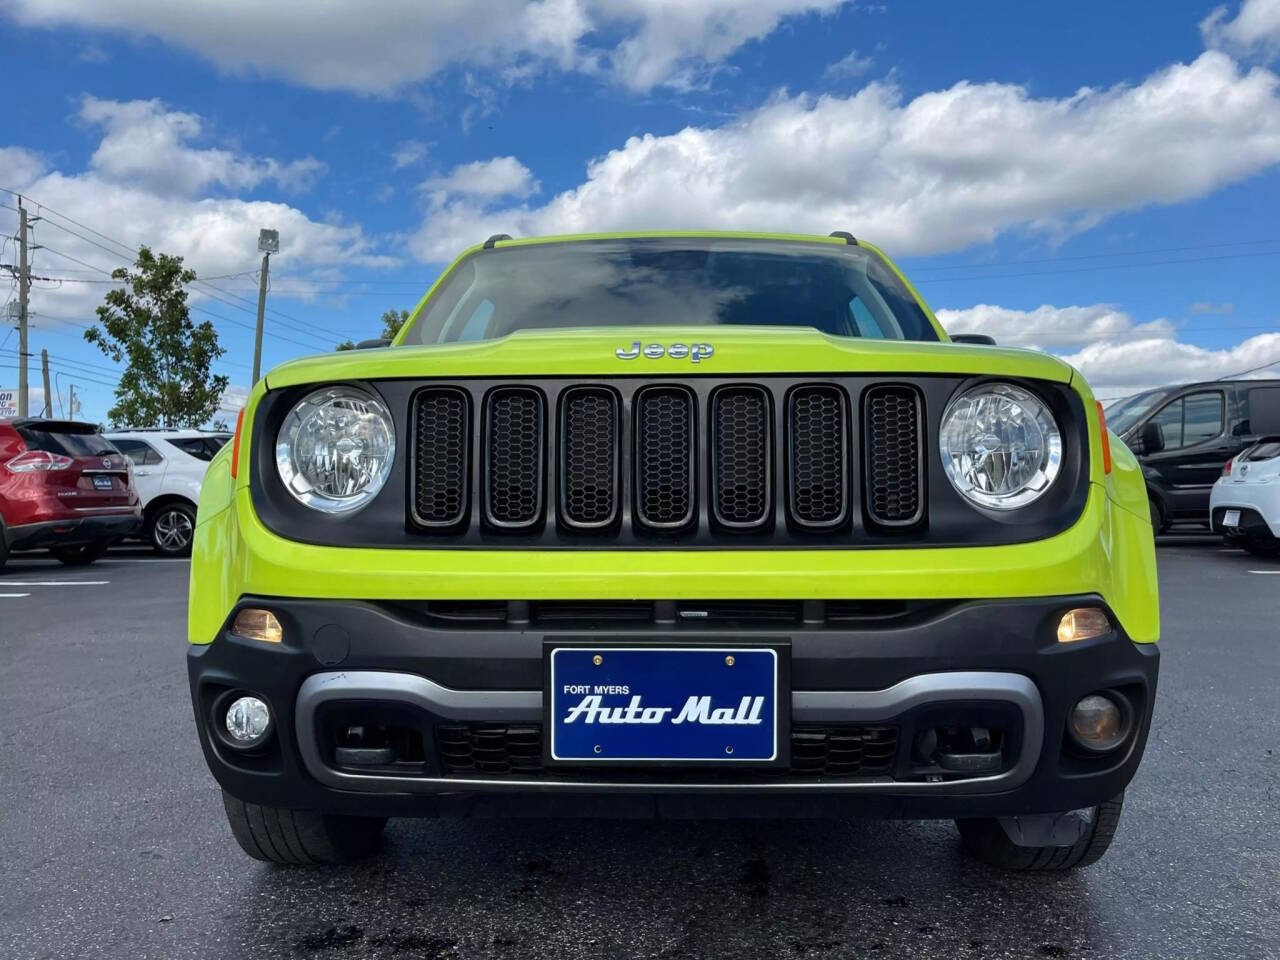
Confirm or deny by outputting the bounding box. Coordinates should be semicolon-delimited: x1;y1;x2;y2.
275;385;394;513
939;382;1063;510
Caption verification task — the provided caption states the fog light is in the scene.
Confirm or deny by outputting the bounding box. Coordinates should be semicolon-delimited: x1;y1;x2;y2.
1069;693;1125;752
231;608;283;644
1057;607;1110;643
225;696;271;745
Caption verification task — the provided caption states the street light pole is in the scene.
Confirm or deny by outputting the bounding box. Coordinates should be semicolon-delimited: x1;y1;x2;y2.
251;251;270;384
251;228;279;385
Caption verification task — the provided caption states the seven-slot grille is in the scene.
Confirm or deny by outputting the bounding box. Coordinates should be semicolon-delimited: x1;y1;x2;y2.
410;381;923;537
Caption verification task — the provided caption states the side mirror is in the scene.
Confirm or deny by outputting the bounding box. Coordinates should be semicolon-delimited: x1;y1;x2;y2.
1139;421;1165;455
950;334;997;345
355;338;392;349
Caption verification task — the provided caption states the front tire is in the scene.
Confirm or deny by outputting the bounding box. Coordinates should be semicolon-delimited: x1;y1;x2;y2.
147;502;196;556
955;793;1124;871
52;540;110;566
221;791;387;864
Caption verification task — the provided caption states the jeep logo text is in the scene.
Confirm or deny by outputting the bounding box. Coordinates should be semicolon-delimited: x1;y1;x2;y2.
615;341;714;363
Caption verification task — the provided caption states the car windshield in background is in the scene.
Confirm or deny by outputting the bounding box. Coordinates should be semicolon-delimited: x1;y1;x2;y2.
169;436;230;461
1106;389;1170;436
17;425;118;458
402;238;940;345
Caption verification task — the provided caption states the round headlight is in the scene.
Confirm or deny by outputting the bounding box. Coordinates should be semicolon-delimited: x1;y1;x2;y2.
939;382;1062;510
276;385;394;513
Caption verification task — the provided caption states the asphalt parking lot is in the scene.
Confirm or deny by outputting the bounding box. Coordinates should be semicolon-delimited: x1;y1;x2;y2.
1;539;1277;960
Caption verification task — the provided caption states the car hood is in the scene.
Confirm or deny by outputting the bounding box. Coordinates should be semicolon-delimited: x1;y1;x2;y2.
264;326;1073;389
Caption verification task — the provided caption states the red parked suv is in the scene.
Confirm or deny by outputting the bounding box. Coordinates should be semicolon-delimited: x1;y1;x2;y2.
0;419;142;570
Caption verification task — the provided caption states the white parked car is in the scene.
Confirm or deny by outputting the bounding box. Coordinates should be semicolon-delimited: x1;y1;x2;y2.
105;429;232;555
1210;436;1280;559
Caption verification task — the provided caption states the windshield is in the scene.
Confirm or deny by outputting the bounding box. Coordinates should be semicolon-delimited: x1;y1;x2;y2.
401;238;941;345
1106;388;1171;436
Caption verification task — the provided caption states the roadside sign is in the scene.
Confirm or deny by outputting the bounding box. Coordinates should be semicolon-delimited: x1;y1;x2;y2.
0;388;17;418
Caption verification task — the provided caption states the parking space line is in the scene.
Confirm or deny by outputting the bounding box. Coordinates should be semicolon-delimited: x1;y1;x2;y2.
0;580;110;586
0;593;31;598
1247;570;1280;574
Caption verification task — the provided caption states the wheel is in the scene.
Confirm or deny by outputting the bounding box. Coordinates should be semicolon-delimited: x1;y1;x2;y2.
51;540;110;566
955;793;1124;871
1241;538;1280;558
221;790;387;864
147;502;196;556
1148;499;1165;535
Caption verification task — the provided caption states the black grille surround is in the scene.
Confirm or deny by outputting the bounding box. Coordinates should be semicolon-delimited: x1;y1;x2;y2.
711;386;772;529
248;375;1091;550
482;387;545;530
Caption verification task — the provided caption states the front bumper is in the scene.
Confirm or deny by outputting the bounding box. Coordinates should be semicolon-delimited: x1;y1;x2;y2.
188;594;1158;820
6;510;143;551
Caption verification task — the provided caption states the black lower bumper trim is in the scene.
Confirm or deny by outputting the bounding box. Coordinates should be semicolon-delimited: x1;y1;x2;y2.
7;512;142;550
188;594;1158;820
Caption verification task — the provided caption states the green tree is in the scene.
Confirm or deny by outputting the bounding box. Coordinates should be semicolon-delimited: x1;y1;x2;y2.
84;247;229;428
335;307;410;351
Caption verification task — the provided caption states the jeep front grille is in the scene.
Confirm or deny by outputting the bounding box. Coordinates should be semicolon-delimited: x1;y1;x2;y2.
408;378;925;542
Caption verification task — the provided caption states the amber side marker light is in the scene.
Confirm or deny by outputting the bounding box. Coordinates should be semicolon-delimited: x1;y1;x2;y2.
231;608;283;644
1057;607;1111;643
230;407;246;479
1096;402;1112;475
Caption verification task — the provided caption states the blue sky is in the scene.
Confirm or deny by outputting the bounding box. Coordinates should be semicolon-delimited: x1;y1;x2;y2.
3;0;1280;422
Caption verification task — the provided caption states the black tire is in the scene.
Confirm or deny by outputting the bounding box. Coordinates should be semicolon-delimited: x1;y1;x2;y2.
147;502;196;557
51;540;110;566
955;793;1124;871
1148;499;1165;535
221;790;387;864
1241;538;1280;559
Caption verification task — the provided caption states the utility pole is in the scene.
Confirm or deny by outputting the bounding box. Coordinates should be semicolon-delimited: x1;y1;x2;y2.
41;349;51;417
17;199;30;417
251;228;279;384
68;383;76;421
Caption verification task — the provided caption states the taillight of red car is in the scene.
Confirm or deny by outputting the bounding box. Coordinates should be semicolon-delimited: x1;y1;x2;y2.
5;450;74;472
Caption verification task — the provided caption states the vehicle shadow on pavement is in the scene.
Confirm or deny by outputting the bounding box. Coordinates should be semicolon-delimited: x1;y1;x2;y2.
225;817;1105;960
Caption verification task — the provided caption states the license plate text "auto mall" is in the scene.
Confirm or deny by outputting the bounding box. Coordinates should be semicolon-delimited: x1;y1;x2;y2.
561;694;765;725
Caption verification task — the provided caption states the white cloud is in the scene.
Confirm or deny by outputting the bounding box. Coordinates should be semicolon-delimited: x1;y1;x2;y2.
392;140;430;170
936;301;1280;399
412;51;1280;261
79;97;324;197
823;49;873;80
0;100;396;327
1064;333;1280;396
218;383;250;414
424;157;539;201
935;303;1175;349
1202;0;1280;62
5;0;848;94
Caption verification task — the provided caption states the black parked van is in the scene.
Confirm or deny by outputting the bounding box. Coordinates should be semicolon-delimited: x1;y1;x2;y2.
1106;379;1280;532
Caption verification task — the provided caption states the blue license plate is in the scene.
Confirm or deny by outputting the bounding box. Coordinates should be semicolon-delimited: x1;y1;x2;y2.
92;476;113;491
548;646;781;763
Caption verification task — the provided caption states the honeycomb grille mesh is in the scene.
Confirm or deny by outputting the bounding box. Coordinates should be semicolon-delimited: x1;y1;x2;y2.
865;386;922;525
788;386;846;526
712;388;770;527
636;388;694;528
412;388;469;526
562;388;618;528
485;388;543;526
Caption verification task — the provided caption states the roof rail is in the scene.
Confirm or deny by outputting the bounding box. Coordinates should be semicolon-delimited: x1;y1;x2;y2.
483;233;513;249
828;231;858;245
